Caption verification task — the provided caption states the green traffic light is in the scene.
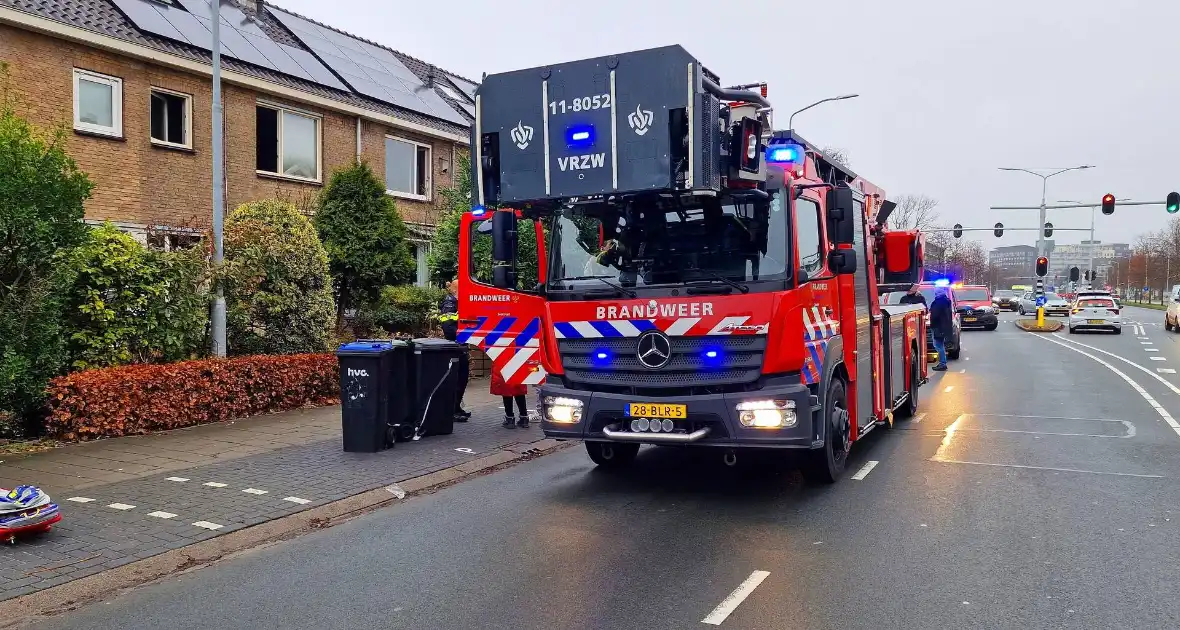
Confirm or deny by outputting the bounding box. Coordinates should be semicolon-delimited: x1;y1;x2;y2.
1169;205;1179;214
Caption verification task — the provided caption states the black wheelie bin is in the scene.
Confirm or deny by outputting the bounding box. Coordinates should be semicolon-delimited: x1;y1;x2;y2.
409;338;466;437
337;341;399;453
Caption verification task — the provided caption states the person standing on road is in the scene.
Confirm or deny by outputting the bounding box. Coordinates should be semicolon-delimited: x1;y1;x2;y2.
928;287;953;371
491;368;530;429
899;284;927;306
439;279;470;422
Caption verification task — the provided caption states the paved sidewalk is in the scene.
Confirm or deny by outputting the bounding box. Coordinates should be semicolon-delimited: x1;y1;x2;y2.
0;380;547;601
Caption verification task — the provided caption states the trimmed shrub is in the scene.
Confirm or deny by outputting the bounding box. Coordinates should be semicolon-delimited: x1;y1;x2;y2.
44;354;338;440
370;284;445;337
62;223;208;370
221;199;336;356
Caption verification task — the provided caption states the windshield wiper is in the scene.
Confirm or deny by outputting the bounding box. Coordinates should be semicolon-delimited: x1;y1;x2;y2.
686;270;749;294
555;275;637;298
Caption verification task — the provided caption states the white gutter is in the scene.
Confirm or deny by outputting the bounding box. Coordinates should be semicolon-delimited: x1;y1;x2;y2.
0;6;468;144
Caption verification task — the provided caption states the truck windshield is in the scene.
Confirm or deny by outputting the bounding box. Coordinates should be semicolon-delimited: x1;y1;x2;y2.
546;194;788;290
957;289;989;301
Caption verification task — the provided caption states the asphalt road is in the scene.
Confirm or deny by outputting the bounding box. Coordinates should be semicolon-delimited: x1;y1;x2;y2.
27;310;1180;630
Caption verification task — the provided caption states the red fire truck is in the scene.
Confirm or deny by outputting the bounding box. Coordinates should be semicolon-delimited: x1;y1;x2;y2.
456;46;927;482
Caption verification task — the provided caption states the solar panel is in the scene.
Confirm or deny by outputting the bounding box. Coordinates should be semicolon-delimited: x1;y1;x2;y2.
109;0;346;92
268;7;467;125
448;75;478;100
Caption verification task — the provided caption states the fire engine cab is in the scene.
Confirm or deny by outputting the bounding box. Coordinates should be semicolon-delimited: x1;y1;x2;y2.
457;45;927;482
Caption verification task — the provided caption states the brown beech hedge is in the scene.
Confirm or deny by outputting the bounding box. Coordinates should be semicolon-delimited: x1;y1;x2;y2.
45;354;339;440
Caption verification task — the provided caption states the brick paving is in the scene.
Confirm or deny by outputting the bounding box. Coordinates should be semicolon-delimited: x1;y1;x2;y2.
0;380;545;601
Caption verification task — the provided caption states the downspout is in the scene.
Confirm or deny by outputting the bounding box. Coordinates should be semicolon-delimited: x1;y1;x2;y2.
356;117;362;162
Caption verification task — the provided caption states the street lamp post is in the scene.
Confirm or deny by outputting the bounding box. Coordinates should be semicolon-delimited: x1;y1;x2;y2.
210;0;226;357
998;166;1094;259
1059;198;1129;288
788;94;859;130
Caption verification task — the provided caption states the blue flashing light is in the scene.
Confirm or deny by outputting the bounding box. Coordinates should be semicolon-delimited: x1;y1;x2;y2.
591;349;612;368
472;205;487;217
933;278;951;287
767;144;803;164
701;347;724;368
566;125;595;147
705;350;718;359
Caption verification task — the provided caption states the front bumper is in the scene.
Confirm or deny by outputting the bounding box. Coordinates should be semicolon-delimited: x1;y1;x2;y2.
994;301;1017;310
539;382;819;450
960;313;998;328
1069;316;1122;330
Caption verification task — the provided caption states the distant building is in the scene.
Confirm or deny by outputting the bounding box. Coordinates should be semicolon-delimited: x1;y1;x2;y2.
1048;241;1131;285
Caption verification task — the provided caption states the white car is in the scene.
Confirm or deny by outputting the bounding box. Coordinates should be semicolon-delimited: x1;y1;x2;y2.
1018;291;1071;316
1068;295;1122;334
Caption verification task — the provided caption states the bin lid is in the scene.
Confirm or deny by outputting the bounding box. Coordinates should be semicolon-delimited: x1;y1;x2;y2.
337;340;398;354
412;338;463;352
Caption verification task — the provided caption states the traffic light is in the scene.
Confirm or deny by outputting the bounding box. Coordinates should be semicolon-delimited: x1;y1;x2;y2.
1044;222;1054;238
1168;191;1180;214
994;222;1004;238
953;223;963;238
1035;256;1048;277
1101;193;1116;215
1085;270;1092;281
1069;266;1080;282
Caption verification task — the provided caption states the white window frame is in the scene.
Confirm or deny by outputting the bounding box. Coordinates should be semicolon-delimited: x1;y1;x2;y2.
255;100;322;183
149;87;193;150
73;68;122;138
384;135;432;202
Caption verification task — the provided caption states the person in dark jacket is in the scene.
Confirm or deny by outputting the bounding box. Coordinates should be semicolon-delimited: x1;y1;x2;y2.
899;284;927;306
928;288;953;371
439;279;470;421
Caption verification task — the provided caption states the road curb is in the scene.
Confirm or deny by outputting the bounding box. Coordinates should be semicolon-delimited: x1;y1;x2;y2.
0;437;572;627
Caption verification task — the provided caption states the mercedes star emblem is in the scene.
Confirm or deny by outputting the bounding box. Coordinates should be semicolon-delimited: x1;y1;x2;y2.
636;330;672;369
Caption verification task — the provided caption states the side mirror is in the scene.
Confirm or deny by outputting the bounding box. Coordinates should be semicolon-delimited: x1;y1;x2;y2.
827;249;857;275
825;187;859;246
491;209;518;290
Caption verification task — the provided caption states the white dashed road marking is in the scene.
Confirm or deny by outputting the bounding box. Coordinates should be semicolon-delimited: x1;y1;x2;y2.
147;511;177;519
283;497;311;505
165;477;189;482
1152;357;1168;361
944;386;954;393
851;460;880;480
203;482;227;488
1159;369;1177;374
242;488;268;495
701;570;771;625
1146;349;1160;353
107;503;135;510
192;521;223;531
66;497;95;503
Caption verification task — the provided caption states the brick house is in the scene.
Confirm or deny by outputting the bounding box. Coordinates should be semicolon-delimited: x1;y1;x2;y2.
0;0;475;286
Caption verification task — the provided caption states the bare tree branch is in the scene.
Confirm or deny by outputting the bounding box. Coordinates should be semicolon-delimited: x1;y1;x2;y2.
888;194;941;232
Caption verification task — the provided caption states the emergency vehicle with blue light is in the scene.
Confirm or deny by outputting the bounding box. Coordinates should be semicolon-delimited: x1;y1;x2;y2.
455;46;928;482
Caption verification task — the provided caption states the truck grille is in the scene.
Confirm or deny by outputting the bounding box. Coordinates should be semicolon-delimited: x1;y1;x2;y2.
558;335;766;392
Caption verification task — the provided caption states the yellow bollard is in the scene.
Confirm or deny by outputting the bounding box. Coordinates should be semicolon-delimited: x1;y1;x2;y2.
1036;306;1044;327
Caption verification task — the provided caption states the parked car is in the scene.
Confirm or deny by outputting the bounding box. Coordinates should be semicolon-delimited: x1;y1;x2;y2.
1069;295;1122;334
991;290;1019;311
956;285;998;331
1165;289;1180;331
1018;291;1070;316
884;284;961;359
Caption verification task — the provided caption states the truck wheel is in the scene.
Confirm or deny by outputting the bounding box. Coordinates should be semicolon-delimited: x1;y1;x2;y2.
948;339;961;360
804;378;850;484
586;442;639;469
898;353;920;419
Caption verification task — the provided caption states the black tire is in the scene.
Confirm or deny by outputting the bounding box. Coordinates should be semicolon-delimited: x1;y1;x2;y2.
1166;317;1173;332
948;338;961;360
1114;327;1122;335
586;441;639;469
1068;326;1076;334
803;378;851;484
984;324;998;331
897;348;920;419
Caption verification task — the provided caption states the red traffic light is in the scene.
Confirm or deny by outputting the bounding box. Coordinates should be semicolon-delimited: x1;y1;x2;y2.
1101;194;1116;215
1035;256;1049;277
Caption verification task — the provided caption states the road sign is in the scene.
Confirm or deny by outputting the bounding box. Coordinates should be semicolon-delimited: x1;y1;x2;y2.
1036;296;1047;307
1144;286;1150;293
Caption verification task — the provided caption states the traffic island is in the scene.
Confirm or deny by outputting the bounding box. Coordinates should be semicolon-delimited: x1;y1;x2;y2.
1015;319;1064;332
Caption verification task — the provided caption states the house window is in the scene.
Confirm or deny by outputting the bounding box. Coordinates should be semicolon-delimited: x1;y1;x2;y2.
73;69;122;137
256;103;321;181
385;136;431;200
150;88;192;149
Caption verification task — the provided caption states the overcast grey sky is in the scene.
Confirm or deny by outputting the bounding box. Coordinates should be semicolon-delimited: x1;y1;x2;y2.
278;0;1180;248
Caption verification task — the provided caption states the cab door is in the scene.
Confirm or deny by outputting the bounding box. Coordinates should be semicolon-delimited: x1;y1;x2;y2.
456;212;549;386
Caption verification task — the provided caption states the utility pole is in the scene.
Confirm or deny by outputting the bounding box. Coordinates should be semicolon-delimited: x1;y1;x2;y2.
210;0;227;358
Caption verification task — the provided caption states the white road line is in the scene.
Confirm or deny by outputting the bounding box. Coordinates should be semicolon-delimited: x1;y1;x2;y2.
242;488;268;495
1033;334;1180;439
283;497;311;505
958;369;966;373
1052;334;1180;395
914;413;926;423
943;386;954;393
1141;342;1154;345
107;503;135;510
192;521;223;531
1159;369;1177;374
203;482;227;488
66;497;95;503
165;477;189;482
701;570;771;625
851;460;880;480
933;459;1163;478
1146;349;1160;353
147;511;177;519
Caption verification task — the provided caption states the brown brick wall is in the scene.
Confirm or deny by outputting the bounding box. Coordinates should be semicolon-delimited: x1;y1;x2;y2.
0;24;464;231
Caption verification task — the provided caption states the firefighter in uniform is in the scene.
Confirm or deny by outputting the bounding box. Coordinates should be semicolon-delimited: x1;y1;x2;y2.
439;279;470;421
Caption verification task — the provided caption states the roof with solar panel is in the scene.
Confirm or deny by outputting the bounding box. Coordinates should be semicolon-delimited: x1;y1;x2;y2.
0;0;478;133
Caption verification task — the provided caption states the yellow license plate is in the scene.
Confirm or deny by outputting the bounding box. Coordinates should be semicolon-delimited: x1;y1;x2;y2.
626;403;687;419
963;317;977;322
1087;319;1104;324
